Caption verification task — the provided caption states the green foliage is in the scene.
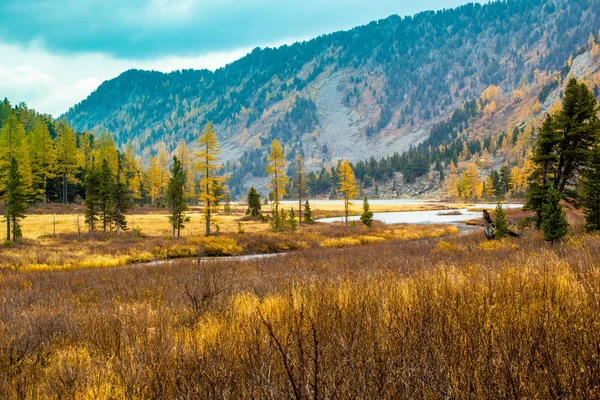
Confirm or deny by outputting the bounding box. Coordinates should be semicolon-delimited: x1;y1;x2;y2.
303;200;314;224
493;202;509;239
84;162;101;233
63;1;600;198
166;156;190;239
584;147;600;232
360;196;374;228
246;187;262;217
98;159;115;232
527;80;600;227
288;208;298;233
5;157;29;241
541;186;569;244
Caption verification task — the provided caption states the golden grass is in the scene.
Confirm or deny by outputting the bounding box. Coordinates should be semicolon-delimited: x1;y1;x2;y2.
1;230;600;397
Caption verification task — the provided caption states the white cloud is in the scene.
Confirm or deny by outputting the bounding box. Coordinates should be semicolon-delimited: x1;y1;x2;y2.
0;41;259;117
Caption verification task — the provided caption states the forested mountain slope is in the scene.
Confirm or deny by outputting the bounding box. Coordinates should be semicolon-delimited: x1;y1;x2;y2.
64;0;600;197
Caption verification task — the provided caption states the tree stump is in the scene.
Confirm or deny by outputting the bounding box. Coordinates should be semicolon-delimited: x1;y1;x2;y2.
483;210;495;240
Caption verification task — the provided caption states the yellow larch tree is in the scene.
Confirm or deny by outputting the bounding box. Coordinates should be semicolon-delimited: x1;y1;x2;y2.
195;123;226;236
265;139;288;216
338;159;358;227
444;163;460;199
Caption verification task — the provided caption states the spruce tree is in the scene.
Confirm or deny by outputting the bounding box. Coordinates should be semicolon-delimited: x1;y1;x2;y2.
98;159;115;232
246;187;261;217
5;157;29;242
494;202;509;239
166;156;189;239
84;162;101;233
541;186;569;244
303;200;314;224
360;196;374;228
113;155;131;235
288;208;297;232
583;146;600;232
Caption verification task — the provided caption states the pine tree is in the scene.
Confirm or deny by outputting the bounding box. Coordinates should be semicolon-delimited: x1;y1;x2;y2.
303;200;314;224
541;186;569;244
494;202;509;239
266;139;288;228
554;79;600;195
246;187;262;217
166;156;189;239
195;123;227;236
5;157;29;242
98;159;115;232
360;196;374;228
113;155;131;235
338;159;358;227
84;161;101;233
525;114;561;227
583;146;600;232
288;208;298;232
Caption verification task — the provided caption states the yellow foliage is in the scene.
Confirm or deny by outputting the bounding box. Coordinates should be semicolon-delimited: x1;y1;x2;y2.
320;237;362;248
433;241;460;254
190;236;243;256
478;240;517;252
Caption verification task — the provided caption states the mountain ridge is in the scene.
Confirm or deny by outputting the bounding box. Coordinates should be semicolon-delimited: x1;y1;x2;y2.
64;0;600;197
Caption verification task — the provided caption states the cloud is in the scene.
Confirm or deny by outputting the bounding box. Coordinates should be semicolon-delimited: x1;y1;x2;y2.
0;0;472;59
0;41;256;116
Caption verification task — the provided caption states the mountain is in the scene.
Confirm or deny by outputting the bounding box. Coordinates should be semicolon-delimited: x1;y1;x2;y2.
64;0;600;197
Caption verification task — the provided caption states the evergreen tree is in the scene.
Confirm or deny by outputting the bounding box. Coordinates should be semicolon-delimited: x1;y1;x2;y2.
98;159;115;232
525;115;562;227
84;161;101;233
266;139;288;227
113;155;131;235
360;196;374;228
246;187;261;217
494;202;509;239
288;208;298;232
166;156;189;239
583;146;600;232
338;159;358;227
195;123;226;236
303;200;314;224
554;79;600;196
541;186;569;244
5;157;29;242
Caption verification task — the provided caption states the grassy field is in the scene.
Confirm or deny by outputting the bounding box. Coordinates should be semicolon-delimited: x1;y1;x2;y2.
1;219;599;398
1;202;464;272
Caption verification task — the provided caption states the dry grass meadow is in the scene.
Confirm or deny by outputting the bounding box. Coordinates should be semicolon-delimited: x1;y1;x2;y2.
2;203;599;398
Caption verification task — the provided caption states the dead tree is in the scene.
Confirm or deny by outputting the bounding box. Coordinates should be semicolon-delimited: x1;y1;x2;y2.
483;209;521;240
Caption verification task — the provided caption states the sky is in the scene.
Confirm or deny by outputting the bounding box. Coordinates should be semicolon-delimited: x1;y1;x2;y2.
0;0;473;117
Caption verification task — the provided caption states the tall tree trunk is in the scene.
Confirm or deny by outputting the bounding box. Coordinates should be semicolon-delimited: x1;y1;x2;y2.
205;200;211;236
11;216;16;242
345;196;349;228
172;217;176;239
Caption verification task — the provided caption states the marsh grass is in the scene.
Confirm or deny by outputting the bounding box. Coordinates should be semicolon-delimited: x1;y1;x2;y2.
1;231;600;398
